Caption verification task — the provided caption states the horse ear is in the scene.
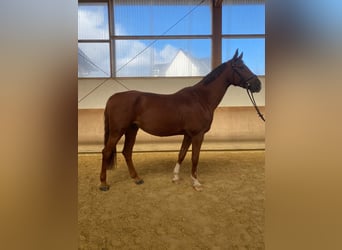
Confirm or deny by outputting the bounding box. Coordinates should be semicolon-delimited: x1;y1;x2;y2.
233;49;239;60
238;52;243;60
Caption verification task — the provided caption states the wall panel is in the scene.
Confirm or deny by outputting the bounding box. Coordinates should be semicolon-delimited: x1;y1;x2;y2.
78;106;265;152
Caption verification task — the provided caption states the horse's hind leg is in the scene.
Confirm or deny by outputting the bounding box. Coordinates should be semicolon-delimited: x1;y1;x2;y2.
100;133;123;191
172;134;191;183
122;124;144;185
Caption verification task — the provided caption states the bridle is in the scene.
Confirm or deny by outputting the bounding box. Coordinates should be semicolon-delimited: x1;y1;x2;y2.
232;64;266;122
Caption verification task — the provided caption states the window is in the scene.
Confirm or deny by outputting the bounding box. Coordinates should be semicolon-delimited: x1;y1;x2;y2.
113;0;211;77
78;2;110;77
78;0;265;78
113;1;211;36
115;39;211;77
222;0;265;75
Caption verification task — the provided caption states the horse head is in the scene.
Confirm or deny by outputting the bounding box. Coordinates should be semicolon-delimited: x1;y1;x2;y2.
229;49;261;93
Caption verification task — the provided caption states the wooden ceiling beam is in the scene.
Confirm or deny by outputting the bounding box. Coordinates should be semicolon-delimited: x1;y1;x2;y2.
214;0;223;8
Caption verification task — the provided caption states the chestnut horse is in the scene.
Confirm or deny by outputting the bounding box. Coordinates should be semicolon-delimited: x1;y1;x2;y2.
100;49;261;191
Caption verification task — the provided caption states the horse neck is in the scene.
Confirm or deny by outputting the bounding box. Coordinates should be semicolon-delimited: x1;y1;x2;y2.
194;72;232;112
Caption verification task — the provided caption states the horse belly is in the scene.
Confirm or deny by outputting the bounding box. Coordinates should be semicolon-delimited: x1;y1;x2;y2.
135;112;183;137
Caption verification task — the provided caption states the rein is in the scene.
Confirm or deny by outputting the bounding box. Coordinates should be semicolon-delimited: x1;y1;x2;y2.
232;64;265;122
246;85;265;122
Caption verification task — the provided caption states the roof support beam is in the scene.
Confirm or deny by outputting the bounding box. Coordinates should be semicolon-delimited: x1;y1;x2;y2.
214;0;223;8
212;0;222;68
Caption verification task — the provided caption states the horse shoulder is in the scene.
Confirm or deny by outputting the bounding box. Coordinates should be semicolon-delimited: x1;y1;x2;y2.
174;92;213;134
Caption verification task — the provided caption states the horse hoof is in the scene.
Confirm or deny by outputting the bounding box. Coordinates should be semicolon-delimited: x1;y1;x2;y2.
135;179;144;185
193;185;203;192
172;178;180;184
99;184;110;191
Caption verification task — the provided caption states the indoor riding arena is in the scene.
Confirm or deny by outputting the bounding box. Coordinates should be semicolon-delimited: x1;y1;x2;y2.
78;0;265;249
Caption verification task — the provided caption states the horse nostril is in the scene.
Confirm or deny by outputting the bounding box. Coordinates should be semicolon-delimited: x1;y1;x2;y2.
250;81;261;93
253;79;262;93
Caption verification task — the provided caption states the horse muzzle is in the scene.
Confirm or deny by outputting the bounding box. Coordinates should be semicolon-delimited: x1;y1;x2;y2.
247;77;261;93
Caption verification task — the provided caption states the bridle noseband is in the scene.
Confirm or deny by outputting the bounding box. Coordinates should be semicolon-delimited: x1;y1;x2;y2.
232;63;257;88
232;63;266;122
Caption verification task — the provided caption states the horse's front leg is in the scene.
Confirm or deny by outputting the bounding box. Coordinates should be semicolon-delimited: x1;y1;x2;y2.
172;134;191;183
190;133;204;191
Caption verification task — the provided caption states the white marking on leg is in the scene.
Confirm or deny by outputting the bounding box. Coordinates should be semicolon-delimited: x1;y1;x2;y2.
191;174;203;191
191;174;202;187
172;163;180;182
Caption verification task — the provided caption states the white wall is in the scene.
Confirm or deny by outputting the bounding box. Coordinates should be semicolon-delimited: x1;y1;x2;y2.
78;76;265;109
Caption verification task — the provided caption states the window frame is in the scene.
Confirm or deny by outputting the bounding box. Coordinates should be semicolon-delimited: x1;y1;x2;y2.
78;0;265;78
78;0;111;77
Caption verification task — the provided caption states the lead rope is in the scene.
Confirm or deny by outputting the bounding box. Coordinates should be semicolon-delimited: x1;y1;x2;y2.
246;88;265;122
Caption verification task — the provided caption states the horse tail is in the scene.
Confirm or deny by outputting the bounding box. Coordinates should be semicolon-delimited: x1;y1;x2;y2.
104;106;117;169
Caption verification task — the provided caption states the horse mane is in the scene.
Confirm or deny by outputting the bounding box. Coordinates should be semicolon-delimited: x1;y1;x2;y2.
201;62;227;85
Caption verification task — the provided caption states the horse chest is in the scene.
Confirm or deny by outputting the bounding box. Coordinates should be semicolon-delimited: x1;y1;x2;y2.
181;109;213;134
